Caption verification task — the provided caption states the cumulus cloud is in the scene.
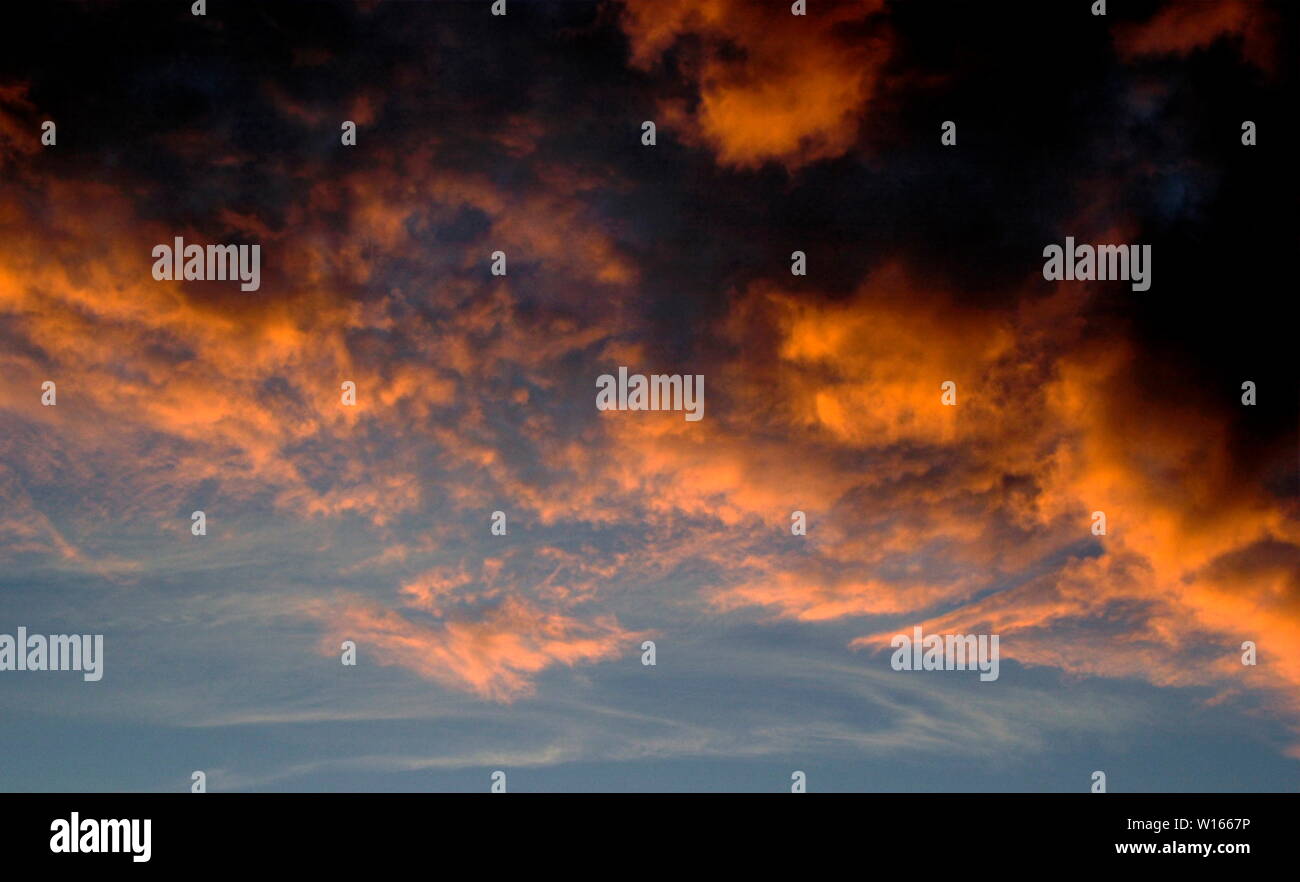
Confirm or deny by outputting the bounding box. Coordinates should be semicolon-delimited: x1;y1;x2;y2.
619;0;890;171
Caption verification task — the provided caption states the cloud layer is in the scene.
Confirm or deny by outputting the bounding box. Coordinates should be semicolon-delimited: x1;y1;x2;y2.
0;0;1295;787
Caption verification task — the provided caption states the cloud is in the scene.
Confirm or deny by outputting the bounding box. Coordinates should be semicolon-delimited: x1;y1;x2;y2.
659;269;1300;730
619;0;890;171
1115;0;1279;73
305;595;636;702
1;0;1296;779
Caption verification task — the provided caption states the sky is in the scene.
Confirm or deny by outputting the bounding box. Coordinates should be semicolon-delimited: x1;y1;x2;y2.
0;0;1297;793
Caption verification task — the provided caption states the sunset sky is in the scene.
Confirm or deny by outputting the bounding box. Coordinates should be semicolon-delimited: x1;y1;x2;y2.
1;0;1297;792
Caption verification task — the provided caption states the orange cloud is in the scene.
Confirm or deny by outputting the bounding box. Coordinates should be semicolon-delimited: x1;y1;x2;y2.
491;260;1300;737
1114;0;1279;73
619;0;890;171
2;53;1296;748
307;596;635;701
668;273;1300;730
